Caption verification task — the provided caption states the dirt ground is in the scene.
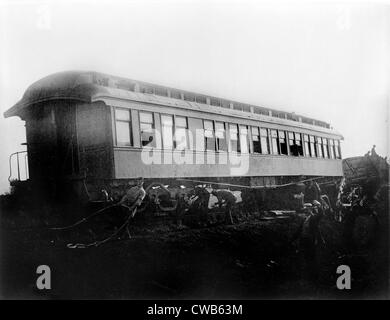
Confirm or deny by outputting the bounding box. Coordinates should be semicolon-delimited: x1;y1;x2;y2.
0;198;388;300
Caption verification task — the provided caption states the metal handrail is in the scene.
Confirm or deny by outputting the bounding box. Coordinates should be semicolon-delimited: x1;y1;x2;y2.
8;151;28;182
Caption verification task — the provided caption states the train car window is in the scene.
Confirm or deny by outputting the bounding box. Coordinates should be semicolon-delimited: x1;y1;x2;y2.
188;118;204;151
195;95;207;104
95;76;109;86
329;139;335;159
288;133;294;155
210;98;221;107
252;127;261;154
175;116;188;150
154;87;168;97
171;90;182;100
140;111;153;123
161;114;174;149
140;112;155;147
254;107;269;116
323;138;329;158
316;137;323;158
272;111;286;119
184;93;196;102
175;116;187;127
204;120;216;151
279;130;288;155
288;132;299;156
334;140;341;159
302;117;313;125
271;130;280;155
239;126;249;153
116;80;136;91
322;138;331;158
229;124;240;152
242;105;251;113
303;134;311;157
233;103;243;111
216;122;227;151
295;133;304;156
116;109;130;121
260;128;269;154
221;100;230;109
116;122;132;146
287;113;299;122
309;135;317;157
335;140;341;159
115;108;132;146
140;85;154;94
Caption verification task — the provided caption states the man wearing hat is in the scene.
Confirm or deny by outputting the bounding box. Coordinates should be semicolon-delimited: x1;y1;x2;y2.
299;199;325;281
119;177;146;218
211;189;237;224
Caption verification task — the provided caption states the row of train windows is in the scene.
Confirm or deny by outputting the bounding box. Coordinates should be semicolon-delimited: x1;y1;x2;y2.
95;75;330;129
115;108;342;159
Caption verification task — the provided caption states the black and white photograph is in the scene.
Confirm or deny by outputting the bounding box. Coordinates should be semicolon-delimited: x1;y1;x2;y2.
0;0;389;304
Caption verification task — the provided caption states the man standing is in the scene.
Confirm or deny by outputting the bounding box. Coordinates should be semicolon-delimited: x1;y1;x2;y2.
119;177;146;218
116;177;146;239
211;189;237;224
371;144;377;157
299;200;325;281
304;180;321;203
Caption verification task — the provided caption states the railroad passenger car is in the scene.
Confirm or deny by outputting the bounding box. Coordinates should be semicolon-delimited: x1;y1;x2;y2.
4;71;343;202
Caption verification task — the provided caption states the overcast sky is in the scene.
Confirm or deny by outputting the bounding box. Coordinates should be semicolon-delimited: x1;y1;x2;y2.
0;0;389;194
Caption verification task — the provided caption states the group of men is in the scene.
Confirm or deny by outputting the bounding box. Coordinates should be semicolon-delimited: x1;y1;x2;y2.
117;177;238;225
118;177;331;226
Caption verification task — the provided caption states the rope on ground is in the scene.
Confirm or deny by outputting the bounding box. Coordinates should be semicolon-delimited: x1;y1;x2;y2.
177;176;327;190
49;203;119;230
82;177;91;201
66;207;137;249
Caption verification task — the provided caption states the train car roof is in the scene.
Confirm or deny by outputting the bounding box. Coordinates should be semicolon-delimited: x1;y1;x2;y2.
4;71;342;138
